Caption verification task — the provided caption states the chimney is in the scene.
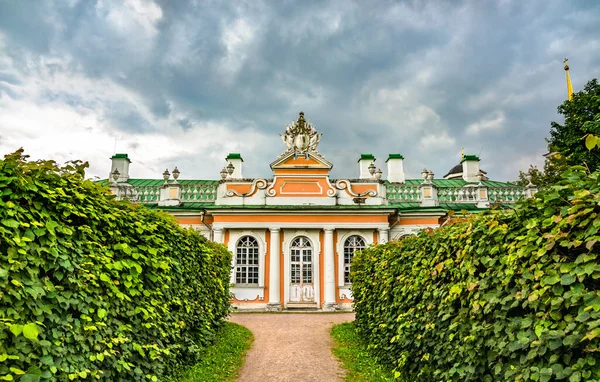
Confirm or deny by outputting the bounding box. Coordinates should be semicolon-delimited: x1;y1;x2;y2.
226;153;244;179
386;154;405;183
110;153;131;183
461;154;480;182
358;154;375;179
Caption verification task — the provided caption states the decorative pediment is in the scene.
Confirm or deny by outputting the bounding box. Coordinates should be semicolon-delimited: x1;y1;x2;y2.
270;151;333;170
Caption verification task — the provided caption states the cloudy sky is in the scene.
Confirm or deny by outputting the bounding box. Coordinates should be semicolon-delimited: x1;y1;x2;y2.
1;0;599;182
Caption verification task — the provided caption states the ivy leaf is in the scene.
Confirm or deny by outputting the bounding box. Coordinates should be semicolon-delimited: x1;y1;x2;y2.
540;368;553;382
22;323;40;340
9;324;23;337
561;274;576;285
542;273;560;285
1;219;19;228
97;308;107;319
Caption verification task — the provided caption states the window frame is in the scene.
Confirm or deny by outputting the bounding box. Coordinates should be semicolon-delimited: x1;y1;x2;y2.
234;235;260;286
342;235;366;284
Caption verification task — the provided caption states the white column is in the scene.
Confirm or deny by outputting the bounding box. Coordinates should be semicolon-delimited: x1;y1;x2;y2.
213;228;223;243
323;228;337;311
267;228;282;311
378;228;389;244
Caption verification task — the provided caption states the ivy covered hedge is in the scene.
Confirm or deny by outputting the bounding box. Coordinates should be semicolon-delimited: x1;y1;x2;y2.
352;166;600;381
0;150;232;381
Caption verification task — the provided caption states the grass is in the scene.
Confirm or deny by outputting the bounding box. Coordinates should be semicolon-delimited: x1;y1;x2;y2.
331;321;395;382
174;322;253;382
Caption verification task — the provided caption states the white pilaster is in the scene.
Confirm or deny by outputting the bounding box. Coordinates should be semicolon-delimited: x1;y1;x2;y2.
267;228;282;311
323;228;337;311
213;228;224;244
378;228;389;244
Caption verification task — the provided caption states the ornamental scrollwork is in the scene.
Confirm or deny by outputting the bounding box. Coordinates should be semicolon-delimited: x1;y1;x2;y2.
334;180;377;197
225;179;269;197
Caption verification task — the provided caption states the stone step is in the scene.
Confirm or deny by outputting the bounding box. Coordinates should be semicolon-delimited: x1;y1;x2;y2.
286;303;319;310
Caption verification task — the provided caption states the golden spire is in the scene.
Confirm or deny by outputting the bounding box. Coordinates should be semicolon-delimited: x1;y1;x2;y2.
564;58;574;101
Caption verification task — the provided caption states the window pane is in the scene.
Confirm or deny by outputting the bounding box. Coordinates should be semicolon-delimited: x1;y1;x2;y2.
235;236;259;285
343;236;366;284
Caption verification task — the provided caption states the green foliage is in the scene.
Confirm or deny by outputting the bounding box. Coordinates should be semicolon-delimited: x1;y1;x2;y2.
0;150;232;381
549;78;600;171
172;322;253;382
352;166;600;381
331;322;395;382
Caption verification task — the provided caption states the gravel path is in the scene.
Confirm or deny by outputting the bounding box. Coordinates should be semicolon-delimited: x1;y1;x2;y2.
230;313;355;382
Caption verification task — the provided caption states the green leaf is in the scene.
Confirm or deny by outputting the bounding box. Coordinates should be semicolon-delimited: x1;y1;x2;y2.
22;323;40;340
561;274;576;285
540;368;553;382
542;273;560;285
9;368;25;375
585;134;598;151
1;219;19;228
97;308;107;319
9;324;23;337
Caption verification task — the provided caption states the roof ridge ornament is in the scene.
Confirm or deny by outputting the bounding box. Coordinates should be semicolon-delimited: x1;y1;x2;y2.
279;111;323;158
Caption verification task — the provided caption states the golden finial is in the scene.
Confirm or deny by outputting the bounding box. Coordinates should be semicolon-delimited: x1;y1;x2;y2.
564;58;573;101
461;147;464;158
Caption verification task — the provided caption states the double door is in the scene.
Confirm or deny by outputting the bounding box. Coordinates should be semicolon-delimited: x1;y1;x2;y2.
289;236;314;303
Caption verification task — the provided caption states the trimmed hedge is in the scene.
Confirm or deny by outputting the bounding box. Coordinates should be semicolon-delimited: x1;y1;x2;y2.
352;166;600;381
0;150;232;381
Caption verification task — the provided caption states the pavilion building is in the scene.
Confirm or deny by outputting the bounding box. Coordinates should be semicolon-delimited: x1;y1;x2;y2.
106;112;536;311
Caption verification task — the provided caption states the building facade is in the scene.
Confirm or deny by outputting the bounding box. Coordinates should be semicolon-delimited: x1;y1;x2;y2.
107;112;536;311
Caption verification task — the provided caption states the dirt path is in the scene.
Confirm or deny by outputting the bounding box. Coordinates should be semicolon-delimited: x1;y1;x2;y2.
230;313;355;382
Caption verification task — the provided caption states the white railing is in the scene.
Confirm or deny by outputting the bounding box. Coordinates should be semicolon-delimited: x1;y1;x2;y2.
386;185;421;202
180;185;217;202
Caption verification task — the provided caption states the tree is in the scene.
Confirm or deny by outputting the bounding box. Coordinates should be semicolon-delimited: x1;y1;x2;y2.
549;78;600;171
510;152;568;187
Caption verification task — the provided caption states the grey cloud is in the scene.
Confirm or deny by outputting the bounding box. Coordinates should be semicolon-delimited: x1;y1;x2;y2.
0;0;599;180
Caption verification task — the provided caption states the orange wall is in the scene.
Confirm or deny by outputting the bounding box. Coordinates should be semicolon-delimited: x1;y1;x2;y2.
398;217;440;225
226;184;254;194
269;176;331;197
273;168;329;175
346;184;377;196
176;217;203;225
277;156;324;167
214;214;388;223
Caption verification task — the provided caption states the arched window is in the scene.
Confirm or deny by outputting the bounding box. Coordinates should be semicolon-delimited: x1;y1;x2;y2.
235;236;259;285
343;235;366;284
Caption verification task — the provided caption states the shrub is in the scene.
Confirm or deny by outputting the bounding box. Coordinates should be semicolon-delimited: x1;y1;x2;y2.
0;150;231;381
352;166;600;381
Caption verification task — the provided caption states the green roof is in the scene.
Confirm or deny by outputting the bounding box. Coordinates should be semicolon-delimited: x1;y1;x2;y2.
226;153;244;161
358;154;375;162
111;153;131;162
387;179;517;188
126;179;218;187
461;154;480;163
386;154;404;161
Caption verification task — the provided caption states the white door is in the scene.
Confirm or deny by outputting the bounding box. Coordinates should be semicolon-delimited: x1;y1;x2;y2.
289;236;314;303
